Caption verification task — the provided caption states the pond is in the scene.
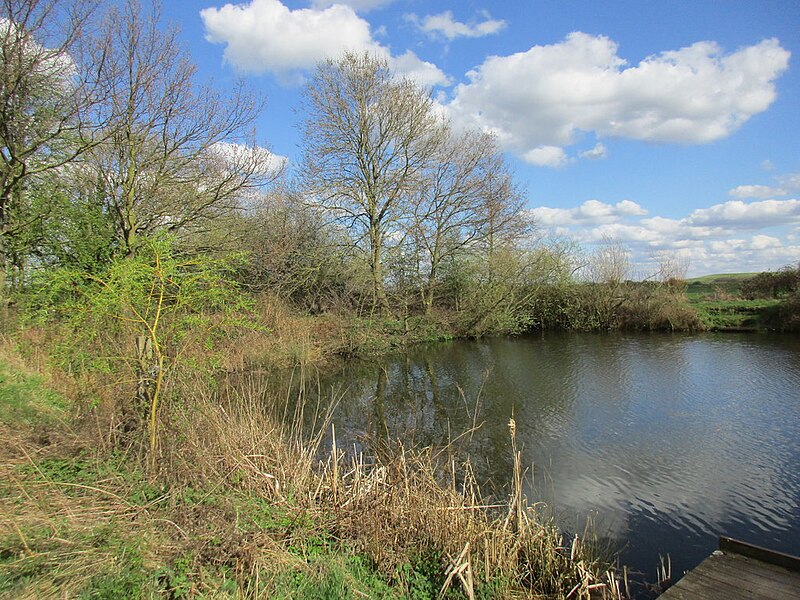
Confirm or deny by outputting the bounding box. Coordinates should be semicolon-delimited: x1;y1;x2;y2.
271;332;800;589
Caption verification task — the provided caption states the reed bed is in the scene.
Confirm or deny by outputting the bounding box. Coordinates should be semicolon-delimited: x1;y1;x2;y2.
1;348;628;598
151;374;628;599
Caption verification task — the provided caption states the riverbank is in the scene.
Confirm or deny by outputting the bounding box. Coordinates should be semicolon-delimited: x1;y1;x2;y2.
685;271;800;331
0;338;626;599
3;263;796;597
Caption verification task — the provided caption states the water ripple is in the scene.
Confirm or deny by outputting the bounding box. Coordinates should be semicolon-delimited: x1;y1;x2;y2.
296;331;800;580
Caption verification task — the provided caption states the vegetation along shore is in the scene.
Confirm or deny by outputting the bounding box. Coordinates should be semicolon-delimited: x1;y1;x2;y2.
1;1;799;598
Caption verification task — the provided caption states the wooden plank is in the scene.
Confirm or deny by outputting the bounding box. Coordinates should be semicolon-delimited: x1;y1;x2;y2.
659;549;800;600
719;536;800;572
690;555;800;599
660;556;794;600
696;552;800;590
664;570;775;600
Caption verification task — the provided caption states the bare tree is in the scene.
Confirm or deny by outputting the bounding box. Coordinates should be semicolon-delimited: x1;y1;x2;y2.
89;0;276;256
301;52;443;312
653;249;689;288
589;236;630;285
0;0;103;290
411;127;528;312
238;184;367;310
585;236;632;329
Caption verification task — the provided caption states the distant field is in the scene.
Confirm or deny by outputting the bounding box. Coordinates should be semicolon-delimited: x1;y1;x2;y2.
683;272;780;329
685;273;756;302
691;298;780;329
686;273;758;284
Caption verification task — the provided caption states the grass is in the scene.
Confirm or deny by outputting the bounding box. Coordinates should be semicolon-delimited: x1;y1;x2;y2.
684;273;757;303
681;274;788;329
0;354;67;428
218;293;455;372
0;339;627;599
690;299;781;330
685;273;758;284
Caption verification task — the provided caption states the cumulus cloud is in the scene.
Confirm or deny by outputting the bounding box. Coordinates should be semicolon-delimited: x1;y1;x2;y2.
201;0;448;86
407;10;506;41
779;173;800;192
698;237;800;274
533;196;800;276
687;199;800;228
750;234;782;250
444;32;790;165
523;146;568;168
534;199;647;226
311;0;393;12
391;50;452;87
579;143;608;160
202;1;376;73
210;141;288;177
728;172;800;199
728;185;786;199
0;18;76;88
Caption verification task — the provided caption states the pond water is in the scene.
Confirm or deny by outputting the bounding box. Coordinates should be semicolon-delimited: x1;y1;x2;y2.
276;332;800;590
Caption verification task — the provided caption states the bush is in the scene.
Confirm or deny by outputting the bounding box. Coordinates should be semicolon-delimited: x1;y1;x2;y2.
22;236;255;468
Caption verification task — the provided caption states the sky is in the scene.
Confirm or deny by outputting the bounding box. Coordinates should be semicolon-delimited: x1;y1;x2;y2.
160;0;800;277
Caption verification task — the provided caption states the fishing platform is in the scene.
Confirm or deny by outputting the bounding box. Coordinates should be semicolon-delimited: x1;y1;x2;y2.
658;536;800;599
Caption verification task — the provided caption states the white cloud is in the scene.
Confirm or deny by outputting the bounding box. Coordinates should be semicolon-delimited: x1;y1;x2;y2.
638;216;722;239
728;185;786;199
407;10;506;41
533;196;800;276
579;143;608;160
390;51;451;88
585;222;662;244
687;199;800;228
728;173;800;200
201;0;448;87
210;142;287;177
523;146;568;167
202;0;377;73
698;237;800;274
533;199;647;226
0;18;76;89
750;234;782;250
779;173;800;192
310;0;393;12
445;32;790;163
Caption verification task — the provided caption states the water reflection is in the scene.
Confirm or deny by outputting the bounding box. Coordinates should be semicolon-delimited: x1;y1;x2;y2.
269;332;800;584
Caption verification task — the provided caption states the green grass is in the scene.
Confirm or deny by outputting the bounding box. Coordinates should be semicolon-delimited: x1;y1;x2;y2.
0;357;67;427
0;331;622;600
1;438;456;600
685;273;757;300
691;299;780;329
0;354;445;600
685;272;758;284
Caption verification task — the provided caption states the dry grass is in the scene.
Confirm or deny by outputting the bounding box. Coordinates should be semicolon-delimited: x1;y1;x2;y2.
0;422;158;599
219;293;327;371
152;375;627;599
2;337;627;599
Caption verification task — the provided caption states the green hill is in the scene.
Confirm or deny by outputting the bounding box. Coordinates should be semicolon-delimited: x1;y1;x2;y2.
686;272;758;284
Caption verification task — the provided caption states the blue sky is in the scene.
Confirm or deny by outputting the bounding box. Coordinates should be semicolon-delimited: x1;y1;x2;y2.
162;0;800;277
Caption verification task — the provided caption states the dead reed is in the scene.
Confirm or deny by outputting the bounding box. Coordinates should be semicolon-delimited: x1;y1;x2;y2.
2;341;628;598
155;375;628;599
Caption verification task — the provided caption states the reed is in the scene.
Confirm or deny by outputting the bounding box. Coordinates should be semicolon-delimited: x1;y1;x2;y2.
156;377;627;598
1;344;628;598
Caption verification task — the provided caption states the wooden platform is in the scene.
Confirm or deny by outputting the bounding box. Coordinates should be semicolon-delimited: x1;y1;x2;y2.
659;537;800;600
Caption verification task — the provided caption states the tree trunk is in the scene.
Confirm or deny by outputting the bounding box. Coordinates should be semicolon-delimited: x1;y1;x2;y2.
370;229;389;314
